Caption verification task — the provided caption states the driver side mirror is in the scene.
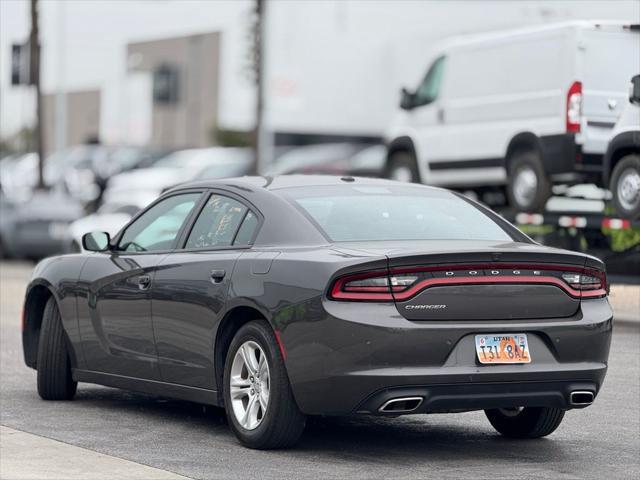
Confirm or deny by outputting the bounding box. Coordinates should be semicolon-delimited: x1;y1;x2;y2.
630;75;640;105
82;231;111;252
400;87;415;110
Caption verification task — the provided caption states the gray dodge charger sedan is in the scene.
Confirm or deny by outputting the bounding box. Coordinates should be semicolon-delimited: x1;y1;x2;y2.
22;176;612;449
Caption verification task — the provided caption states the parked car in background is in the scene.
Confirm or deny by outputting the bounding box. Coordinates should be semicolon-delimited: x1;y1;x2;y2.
267;143;385;177
65;201;144;252
0;191;15;258
0;153;23;182
0;151;71;201
0;145;169;207
603;74;640;219
348;144;387;177
103;147;251;206
0;191;84;260
63;145;170;207
386;21;640;212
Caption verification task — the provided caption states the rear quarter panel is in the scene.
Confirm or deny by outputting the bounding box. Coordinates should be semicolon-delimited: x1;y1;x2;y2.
227;246;387;397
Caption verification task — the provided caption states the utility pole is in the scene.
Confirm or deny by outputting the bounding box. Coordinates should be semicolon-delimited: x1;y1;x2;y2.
30;0;45;189
252;0;265;175
55;0;67;156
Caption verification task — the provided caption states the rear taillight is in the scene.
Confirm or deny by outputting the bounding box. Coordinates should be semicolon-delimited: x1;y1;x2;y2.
330;264;607;301
561;269;607;296
329;271;418;301
566;81;582;133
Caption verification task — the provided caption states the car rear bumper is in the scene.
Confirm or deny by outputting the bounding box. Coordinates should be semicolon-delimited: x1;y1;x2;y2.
355;378;603;414
280;297;612;416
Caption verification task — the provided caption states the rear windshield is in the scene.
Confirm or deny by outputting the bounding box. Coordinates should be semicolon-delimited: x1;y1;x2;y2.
283;185;514;242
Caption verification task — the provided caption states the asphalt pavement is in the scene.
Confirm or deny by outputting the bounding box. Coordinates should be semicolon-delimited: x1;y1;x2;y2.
1;260;638;480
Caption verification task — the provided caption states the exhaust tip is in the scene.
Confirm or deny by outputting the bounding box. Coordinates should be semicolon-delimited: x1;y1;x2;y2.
378;396;424;413
570;390;594;406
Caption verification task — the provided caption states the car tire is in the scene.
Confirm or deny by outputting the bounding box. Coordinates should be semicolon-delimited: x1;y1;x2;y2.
223;320;306;449
610;154;640;219
485;407;565;438
506;151;552;213
388;150;420;183
36;297;77;400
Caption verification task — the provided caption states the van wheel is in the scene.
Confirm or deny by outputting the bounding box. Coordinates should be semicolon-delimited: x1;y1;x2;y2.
610;154;640;219
388;151;420;183
37;297;77;400
485;407;565;438
507;151;552;212
223;321;306;449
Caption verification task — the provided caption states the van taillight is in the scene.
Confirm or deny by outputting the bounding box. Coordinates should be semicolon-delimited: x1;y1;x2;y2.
566;81;582;133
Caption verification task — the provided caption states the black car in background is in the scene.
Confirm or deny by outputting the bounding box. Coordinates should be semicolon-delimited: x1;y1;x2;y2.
23;176;611;449
0;191;84;260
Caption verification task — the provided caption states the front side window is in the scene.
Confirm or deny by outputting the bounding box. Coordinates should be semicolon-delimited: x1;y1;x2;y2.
284;185;514;242
118;193;200;252
414;56;446;107
185;194;249;249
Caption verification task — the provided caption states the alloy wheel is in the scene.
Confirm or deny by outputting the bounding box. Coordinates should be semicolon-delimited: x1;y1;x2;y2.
229;340;270;430
617;167;640;212
513;166;538;207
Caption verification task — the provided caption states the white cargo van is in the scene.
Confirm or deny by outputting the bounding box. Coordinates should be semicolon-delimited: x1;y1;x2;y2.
603;75;640;219
386;21;640;212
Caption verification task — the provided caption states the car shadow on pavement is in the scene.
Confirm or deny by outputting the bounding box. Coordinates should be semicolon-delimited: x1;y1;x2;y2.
299;415;571;466
69;386;572;466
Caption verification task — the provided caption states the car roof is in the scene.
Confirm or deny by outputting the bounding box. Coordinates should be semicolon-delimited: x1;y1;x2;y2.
169;174;443;193
165;176;454;247
156;174;534;249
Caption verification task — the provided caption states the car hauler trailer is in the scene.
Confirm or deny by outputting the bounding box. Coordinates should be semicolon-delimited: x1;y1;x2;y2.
502;209;639;282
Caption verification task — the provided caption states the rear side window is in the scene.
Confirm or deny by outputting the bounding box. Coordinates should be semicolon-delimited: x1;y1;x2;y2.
234;211;259;246
185;194;247;249
284;185;513;242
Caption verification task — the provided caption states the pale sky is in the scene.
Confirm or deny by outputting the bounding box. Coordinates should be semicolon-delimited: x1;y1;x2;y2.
1;0;639;144
0;0;256;142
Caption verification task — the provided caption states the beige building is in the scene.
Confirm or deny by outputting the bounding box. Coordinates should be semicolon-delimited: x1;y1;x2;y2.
127;31;221;150
43;90;101;157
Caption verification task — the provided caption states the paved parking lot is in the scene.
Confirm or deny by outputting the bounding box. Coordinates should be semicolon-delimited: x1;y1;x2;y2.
1;261;638;480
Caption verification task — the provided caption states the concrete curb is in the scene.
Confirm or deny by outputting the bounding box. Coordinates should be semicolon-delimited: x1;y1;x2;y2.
0;426;192;480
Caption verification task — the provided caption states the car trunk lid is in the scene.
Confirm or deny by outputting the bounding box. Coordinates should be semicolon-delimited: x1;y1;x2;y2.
334;240;605;321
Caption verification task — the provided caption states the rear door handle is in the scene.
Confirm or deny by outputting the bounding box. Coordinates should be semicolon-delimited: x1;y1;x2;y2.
210;269;226;283
138;275;151;290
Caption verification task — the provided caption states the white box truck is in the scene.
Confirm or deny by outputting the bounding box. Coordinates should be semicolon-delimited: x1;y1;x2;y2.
385;21;640;212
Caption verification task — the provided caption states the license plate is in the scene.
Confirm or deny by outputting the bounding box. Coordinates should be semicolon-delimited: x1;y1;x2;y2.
475;334;531;364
